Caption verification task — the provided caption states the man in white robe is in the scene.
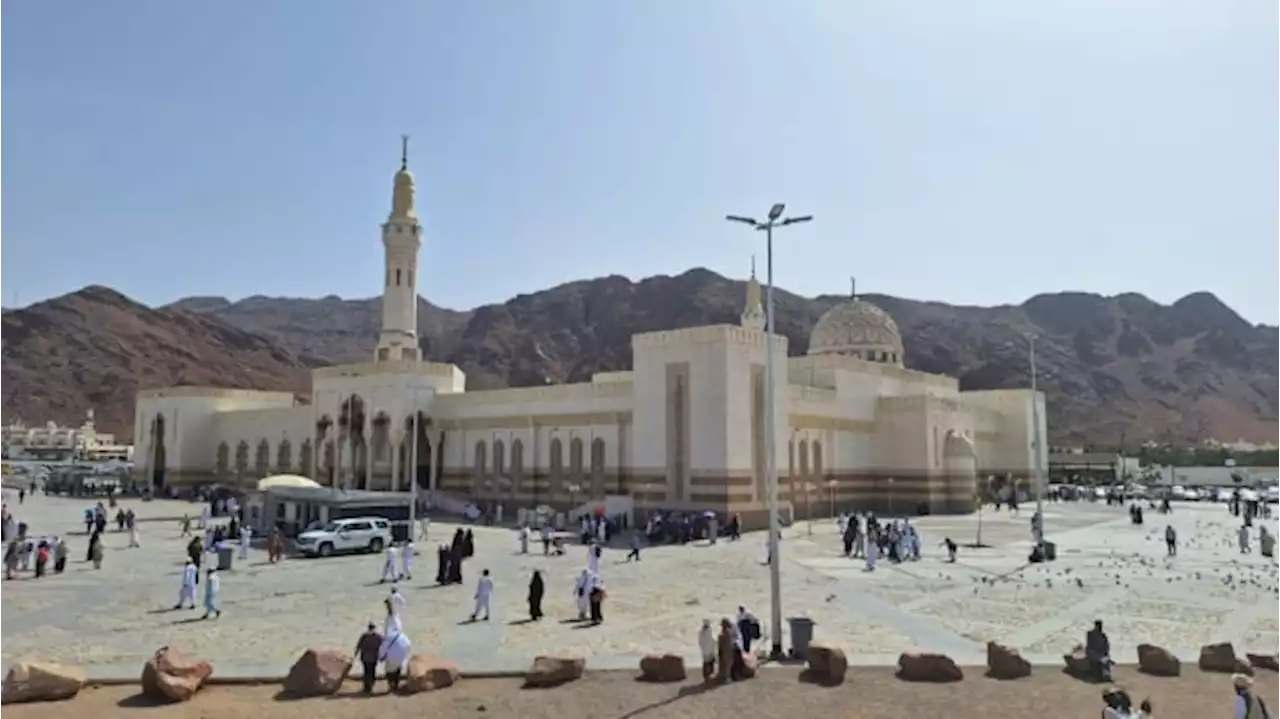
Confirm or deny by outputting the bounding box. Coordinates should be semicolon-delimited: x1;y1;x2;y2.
198;506;210;530
864;533;878;571
587;544;601;575
418;516;430;541
400;541;414;580
381;545;400;583
518;526;530;554
471;569;493;621
596;518;607;544
573;570;591;620
128;521;141;548
239;526;252;560
174;559;198;609
1238;525;1251;554
388;585;407;615
378;624;411;692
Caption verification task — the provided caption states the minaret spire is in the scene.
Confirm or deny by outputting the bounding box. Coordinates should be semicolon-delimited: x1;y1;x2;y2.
751;254;757;278
741;255;765;330
400;135;409;171
850;276;857;299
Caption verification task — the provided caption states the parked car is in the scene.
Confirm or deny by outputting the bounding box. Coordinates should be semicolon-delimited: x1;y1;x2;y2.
294;517;393;558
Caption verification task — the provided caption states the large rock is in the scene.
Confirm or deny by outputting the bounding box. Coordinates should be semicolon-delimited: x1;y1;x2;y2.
1062;645;1092;678
400;653;458;694
1199;642;1252;675
897;652;963;683
1;662;86;705
525;656;585;688
804;641;848;685
1136;644;1181;677
1247;653;1279;672
740;652;759;679
985;642;1031;679
140;646;213;702
638;654;686;683
283;649;352;697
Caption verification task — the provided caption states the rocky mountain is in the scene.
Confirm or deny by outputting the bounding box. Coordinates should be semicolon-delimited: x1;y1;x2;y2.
4;271;1276;445
1;286;313;440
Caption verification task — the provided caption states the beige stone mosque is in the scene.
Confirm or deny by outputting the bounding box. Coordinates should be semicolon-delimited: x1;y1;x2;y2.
133;143;1047;526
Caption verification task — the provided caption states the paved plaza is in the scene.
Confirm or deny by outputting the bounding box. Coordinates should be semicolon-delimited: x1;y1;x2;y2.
1;494;1276;677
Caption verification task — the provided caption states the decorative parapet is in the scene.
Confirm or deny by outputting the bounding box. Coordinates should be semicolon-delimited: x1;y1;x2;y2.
788;354;958;390
433;379;633;409
591;371;633;384
136;386;297;402
312;359;462;380
790;385;838;403
632;324;788;352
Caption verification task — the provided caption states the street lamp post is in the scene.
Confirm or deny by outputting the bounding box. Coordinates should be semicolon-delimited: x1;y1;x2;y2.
804;482;816;536
726;204;813;660
1028;335;1046;547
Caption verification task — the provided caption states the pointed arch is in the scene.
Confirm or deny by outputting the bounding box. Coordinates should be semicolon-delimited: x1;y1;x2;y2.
590;437;606;499
277;439;293;473
215;441;230;476
569;437;585;484
235;440;250;476
299;439;313;478
550;437;564;498
812;440;823;480
371;412;391;463
511;438;525;492
493;438;507;480
472;439;488;496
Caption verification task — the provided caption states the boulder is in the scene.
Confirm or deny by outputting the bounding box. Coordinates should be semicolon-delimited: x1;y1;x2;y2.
740;652;759;679
1198;642;1252;675
1;662;86;705
140;646;213;702
804;641;848;685
1062;645;1092;678
985;642;1031;680
638;654;686;683
283;649;352;697
897;652;963;683
525;656;585;688
1247;653;1279;672
400;653;459;694
1136;644;1181;677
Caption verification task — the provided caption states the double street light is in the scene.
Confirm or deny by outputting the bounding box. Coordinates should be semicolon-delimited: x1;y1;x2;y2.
725;203;813;661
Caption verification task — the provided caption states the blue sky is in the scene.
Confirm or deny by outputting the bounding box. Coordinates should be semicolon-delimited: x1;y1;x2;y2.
4;1;1277;323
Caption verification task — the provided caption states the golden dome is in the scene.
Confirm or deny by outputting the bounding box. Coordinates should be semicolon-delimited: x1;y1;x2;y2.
807;295;904;365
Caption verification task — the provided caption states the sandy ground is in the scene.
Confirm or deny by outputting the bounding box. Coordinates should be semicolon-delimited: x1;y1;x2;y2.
3;666;1276;719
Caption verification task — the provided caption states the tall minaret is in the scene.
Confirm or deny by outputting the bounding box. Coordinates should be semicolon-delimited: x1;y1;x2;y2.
375;136;422;362
740;255;766;330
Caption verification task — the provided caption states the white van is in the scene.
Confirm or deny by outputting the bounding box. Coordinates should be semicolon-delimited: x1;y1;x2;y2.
294;517;393;558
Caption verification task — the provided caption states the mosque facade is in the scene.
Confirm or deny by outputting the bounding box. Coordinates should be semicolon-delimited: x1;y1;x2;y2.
132;145;1047;527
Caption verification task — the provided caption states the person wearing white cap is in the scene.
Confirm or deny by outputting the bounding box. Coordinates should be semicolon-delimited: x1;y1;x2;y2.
1233;673;1269;719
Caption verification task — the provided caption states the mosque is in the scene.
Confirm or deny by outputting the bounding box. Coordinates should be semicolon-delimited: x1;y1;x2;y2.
132;142;1047;527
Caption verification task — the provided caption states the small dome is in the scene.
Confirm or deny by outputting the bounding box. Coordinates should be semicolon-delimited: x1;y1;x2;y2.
808;297;904;365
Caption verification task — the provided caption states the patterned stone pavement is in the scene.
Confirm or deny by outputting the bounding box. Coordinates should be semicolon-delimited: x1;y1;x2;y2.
1;494;1275;677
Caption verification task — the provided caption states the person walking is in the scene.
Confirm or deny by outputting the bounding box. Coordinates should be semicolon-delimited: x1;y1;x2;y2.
354;622;383;694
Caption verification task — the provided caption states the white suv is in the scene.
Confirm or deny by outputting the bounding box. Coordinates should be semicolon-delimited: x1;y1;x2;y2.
295;517;393;558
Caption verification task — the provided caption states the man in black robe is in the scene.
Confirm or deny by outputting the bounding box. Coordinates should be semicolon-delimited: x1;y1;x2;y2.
462;529;475;559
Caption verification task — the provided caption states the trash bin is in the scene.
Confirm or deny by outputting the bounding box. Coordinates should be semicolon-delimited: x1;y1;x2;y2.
1043;540;1057;561
788;617;816;659
216;545;234;571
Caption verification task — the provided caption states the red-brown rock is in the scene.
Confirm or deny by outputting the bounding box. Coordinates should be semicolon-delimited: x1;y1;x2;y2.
1;662;86;705
638;654;686;683
283;649;352;697
525;656;585;688
804;641;848;685
897;652;963;683
740;652;760;679
1199;642;1252;675
986;642;1031;679
400;653;458;694
1063;645;1092;678
1137;643;1181;677
140;647;213;702
1247;653;1279;672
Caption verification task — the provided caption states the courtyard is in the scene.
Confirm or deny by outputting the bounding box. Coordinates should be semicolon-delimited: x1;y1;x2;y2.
1;494;1275;678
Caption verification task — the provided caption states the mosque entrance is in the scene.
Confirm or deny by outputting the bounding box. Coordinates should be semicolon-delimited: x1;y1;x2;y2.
150;414;167;489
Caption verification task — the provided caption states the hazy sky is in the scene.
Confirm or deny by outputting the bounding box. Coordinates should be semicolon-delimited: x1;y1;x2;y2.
4;1;1276;323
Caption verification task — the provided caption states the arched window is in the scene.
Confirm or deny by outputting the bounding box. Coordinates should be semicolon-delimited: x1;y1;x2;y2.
511;439;525;489
277;440;292;472
550;437;564;496
473;440;488;478
812;441;823;480
590;437;606;498
396;269;402;286
798;439;810;478
493;439;506;479
215;442;230;475
569;437;585;482
255;439;271;475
